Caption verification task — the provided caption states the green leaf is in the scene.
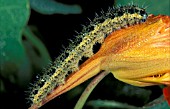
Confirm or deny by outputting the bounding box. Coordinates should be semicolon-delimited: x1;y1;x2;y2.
0;0;30;39
143;95;170;109
0;0;30;87
87;100;138;109
86;96;170;109
30;0;82;15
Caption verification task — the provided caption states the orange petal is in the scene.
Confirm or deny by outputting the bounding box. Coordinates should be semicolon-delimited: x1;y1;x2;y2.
100;15;170;86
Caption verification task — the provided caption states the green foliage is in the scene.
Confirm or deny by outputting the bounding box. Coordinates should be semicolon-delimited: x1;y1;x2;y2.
0;0;30;89
86;96;170;109
30;0;82;15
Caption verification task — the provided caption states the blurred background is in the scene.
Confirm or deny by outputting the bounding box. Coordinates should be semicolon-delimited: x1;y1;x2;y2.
0;0;169;109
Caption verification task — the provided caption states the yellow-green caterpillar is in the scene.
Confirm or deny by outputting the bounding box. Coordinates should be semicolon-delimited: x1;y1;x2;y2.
27;4;148;107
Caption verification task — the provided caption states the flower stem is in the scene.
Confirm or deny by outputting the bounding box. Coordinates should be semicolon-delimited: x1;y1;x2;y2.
74;71;110;109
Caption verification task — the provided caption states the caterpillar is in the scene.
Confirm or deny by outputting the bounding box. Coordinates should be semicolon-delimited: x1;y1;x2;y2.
27;4;148;108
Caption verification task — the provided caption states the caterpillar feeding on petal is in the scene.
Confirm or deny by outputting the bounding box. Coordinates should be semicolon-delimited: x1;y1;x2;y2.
26;4;148;108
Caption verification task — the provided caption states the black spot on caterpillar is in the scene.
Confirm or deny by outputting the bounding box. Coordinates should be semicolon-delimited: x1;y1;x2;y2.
26;4;148;107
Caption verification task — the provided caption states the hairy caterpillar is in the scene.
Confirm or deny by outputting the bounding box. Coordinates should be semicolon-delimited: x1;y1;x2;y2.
27;4;148;108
